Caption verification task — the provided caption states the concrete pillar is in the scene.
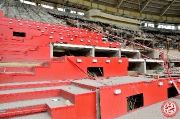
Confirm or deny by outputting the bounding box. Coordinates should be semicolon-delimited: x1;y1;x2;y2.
138;61;146;74
174;24;179;30
154;22;158;28
144;59;147;74
92;47;95;57
50;43;53;58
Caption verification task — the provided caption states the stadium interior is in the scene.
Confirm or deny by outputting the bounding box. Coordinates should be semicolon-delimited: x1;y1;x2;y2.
0;0;180;119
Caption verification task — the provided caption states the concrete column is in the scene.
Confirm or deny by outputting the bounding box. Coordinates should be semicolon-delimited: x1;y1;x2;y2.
154;22;158;28
138;62;146;74
50;43;53;58
174;24;179;30
92;47;95;57
144;59;147;74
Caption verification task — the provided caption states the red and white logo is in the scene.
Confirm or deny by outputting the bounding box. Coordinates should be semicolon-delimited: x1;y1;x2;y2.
161;101;179;117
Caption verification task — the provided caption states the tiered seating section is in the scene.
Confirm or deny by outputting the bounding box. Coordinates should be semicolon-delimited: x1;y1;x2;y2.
1;0;180;75
0;9;127;81
1;0;61;24
0;9;128;119
2;0;180;53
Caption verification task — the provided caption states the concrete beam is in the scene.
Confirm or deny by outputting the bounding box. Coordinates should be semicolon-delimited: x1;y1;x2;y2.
95;47;120;57
52;44;94;57
160;0;175;16
140;0;151;13
120;49;140;58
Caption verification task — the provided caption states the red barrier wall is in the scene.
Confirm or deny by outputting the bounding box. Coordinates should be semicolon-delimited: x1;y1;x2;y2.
48;92;96;119
0;57;128;83
100;78;180;119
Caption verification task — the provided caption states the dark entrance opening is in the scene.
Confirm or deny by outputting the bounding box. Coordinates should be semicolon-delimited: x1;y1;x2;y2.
87;67;103;77
13;31;26;37
168;86;178;98
53;46;92;57
127;93;144;111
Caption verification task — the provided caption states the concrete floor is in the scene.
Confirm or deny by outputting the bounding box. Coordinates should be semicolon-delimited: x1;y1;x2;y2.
73;75;156;87
8;96;180;119
116;96;180;119
0;96;72;110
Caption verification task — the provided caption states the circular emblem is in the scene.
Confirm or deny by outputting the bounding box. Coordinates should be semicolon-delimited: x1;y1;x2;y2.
161;101;179;117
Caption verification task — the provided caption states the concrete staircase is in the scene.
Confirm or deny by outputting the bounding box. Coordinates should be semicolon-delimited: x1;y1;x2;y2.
0;81;95;119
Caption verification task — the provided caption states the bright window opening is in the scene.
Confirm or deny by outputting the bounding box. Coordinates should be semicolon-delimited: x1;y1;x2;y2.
23;0;36;6
148;23;154;28
57;8;64;11
70;10;76;14
77;12;84;16
41;4;53;9
142;21;177;30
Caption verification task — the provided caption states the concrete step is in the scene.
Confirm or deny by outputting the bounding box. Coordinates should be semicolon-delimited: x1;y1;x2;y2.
0;80;70;91
0;62;41;67
0;104;46;118
0;84;93;118
0;66;35;75
0;97;72;110
11;112;51;119
0;96;72;118
0;84;92;105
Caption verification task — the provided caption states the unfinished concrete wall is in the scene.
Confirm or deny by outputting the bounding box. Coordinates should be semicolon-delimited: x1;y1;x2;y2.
120;49;140;58
128;59;145;75
163;49;180;60
145;59;164;74
95;47;120;57
52;44;94;57
154;49;180;60
140;50;154;59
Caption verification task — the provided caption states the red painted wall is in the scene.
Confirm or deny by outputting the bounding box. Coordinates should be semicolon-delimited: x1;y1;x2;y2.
100;78;180;119
74;93;96;119
0;57;128;83
67;57;128;77
48;92;96;119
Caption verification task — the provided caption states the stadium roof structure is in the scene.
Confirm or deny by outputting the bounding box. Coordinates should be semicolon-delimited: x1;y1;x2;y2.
36;0;180;17
89;0;180;17
29;0;180;24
